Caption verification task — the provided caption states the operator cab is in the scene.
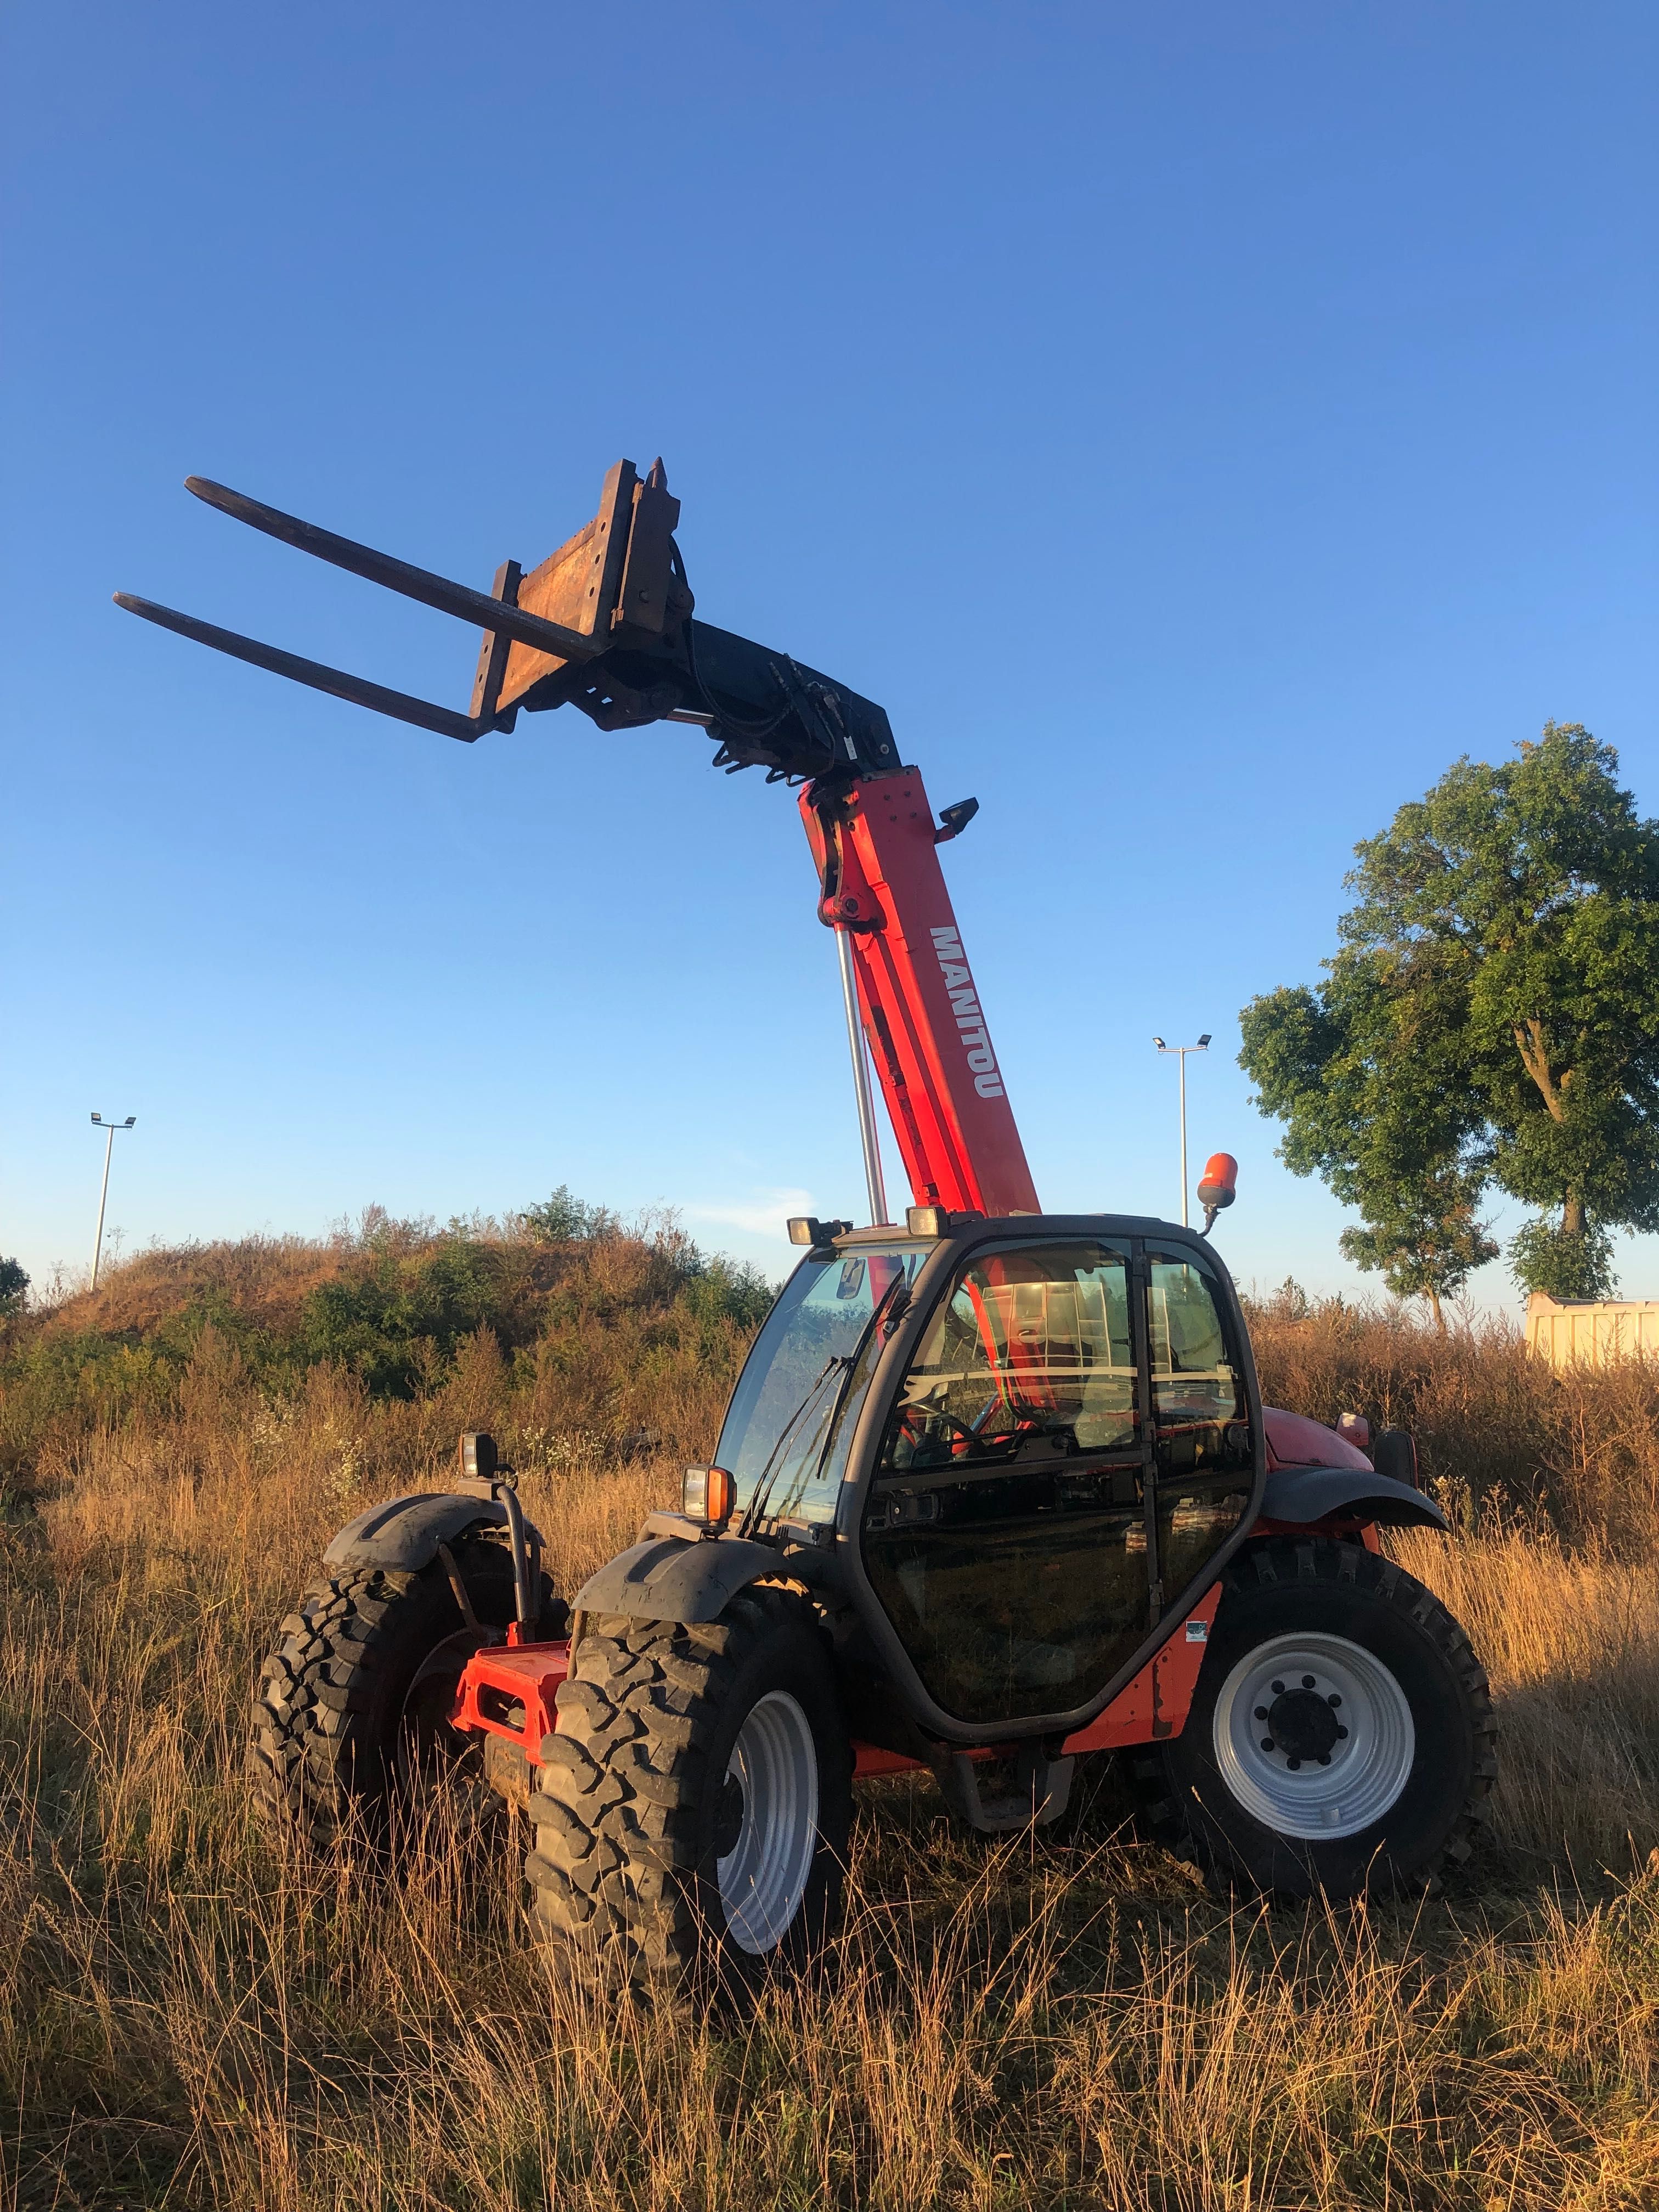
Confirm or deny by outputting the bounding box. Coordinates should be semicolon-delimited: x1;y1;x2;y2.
708;1212;1263;1742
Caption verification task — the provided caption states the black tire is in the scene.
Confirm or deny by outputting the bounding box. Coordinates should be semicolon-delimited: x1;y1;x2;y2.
525;1585;852;1991
250;1533;559;1847
1130;1538;1496;1898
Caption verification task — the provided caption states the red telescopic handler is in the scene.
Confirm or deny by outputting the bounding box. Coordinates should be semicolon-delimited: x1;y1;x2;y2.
117;461;1496;1990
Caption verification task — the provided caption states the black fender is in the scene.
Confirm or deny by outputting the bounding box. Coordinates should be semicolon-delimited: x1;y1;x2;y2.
571;1530;782;1625
321;1490;543;1571
1260;1464;1449;1532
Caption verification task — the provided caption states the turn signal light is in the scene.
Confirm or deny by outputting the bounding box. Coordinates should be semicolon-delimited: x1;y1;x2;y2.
682;1465;735;1526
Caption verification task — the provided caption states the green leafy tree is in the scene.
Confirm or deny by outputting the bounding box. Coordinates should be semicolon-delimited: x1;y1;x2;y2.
0;1257;29;1316
1506;1217;1617;1302
1240;935;1496;1324
1242;725;1659;1306
520;1186;621;1243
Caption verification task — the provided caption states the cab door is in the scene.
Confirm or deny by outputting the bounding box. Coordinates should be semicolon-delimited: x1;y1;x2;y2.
1141;1242;1256;1617
861;1238;1151;1726
859;1234;1257;1730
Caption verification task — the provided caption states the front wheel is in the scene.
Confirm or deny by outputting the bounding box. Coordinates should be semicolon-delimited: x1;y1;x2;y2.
1132;1538;1497;1897
525;1585;852;1991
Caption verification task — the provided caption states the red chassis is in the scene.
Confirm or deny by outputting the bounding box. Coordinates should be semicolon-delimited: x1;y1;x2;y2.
453;1582;1226;1783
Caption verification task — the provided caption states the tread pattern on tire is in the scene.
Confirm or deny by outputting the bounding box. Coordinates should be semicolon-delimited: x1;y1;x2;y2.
248;1536;520;1846
1128;1535;1498;1897
524;1583;810;1987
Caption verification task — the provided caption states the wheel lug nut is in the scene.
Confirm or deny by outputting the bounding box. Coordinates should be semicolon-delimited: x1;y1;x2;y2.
1337;1725;1348;1739
1328;1694;1341;1707
1260;1737;1275;1752
1287;1757;1302;1771
1254;1706;1269;1720
1301;1674;1316;1688
1271;1680;1285;1695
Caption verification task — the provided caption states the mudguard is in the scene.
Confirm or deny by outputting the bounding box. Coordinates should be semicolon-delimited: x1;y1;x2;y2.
572;1532;783;1625
322;1490;540;1571
1260;1464;1448;1532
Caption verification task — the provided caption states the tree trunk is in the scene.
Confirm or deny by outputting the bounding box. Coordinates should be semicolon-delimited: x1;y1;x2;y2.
1562;1193;1584;1237
1426;1285;1446;1333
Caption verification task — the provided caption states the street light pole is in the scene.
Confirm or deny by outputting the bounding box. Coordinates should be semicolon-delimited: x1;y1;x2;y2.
1153;1036;1210;1226
89;1113;136;1289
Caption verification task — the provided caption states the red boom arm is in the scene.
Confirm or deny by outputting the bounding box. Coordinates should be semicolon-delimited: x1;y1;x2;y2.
801;769;1040;1218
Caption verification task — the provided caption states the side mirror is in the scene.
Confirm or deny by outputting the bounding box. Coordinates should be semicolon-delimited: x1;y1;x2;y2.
1197;1153;1238;1237
1373;1429;1419;1489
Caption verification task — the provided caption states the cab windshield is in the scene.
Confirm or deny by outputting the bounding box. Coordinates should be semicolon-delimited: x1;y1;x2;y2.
715;1244;926;1526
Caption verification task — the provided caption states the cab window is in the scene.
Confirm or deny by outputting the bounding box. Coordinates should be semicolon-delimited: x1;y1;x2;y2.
714;1244;923;1526
1146;1251;1250;1476
1144;1247;1254;1600
883;1242;1136;1471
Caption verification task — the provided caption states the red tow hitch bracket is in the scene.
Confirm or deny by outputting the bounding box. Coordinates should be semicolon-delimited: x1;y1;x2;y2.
452;1639;572;1754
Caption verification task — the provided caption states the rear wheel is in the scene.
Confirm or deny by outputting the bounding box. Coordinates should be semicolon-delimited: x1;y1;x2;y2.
1131;1537;1496;1897
525;1585;851;1991
250;1534;558;1847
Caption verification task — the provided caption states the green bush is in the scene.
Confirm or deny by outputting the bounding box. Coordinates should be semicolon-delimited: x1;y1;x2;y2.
678;1253;775;1332
297;1235;513;1396
0;1204;778;1487
521;1186;621;1243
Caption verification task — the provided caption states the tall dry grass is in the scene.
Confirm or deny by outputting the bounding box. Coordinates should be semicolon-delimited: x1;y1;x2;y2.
1249;1290;1659;1552
3;1237;1659;2207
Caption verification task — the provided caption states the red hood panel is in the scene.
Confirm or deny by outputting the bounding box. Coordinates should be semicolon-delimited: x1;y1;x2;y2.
1262;1407;1373;1471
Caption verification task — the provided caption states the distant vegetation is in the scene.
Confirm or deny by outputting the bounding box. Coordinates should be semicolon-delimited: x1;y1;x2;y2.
0;1198;772;1492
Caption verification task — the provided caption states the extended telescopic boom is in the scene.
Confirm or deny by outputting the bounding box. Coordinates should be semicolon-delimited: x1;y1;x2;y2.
116;460;1039;1218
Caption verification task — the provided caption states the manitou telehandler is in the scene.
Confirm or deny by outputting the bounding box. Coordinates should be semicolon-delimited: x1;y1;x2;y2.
118;462;1495;1988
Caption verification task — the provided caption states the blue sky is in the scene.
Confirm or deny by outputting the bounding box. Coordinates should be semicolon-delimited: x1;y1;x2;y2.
3;2;1654;1306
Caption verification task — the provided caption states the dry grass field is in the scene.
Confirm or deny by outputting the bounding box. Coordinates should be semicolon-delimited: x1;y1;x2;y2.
4;1216;1658;2209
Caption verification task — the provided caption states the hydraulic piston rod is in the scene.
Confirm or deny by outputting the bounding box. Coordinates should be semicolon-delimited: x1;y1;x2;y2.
837;927;890;1225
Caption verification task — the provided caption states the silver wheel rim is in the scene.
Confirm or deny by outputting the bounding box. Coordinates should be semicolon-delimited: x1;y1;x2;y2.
1213;1630;1415;1841
716;1691;820;1955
